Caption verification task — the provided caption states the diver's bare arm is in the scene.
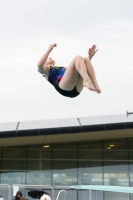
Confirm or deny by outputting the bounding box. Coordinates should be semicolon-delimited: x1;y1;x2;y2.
37;43;57;67
37;50;51;67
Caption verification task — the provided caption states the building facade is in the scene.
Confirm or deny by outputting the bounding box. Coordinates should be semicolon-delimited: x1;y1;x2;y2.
0;114;133;186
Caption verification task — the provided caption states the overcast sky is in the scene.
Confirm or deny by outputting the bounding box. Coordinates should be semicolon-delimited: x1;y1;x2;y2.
0;0;133;123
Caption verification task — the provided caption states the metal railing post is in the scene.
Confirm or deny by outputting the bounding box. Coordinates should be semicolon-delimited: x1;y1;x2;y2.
89;190;92;200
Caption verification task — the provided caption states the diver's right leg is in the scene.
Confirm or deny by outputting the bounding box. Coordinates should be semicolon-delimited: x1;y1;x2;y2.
59;55;96;92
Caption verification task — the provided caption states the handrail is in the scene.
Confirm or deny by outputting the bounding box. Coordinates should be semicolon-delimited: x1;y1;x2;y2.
56;190;67;200
12;184;52;189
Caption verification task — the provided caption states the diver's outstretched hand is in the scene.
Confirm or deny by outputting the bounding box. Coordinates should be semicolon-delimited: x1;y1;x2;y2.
48;43;57;52
88;45;98;60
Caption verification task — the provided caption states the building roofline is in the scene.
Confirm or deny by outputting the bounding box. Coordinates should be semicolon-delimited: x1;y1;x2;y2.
0;114;133;138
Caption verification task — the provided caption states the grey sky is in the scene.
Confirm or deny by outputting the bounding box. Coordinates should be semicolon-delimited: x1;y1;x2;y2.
0;0;133;122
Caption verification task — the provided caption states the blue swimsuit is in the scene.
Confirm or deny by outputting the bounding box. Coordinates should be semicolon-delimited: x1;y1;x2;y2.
48;66;79;98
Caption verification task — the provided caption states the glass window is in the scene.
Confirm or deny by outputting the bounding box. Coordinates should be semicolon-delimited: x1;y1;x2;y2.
78;149;102;160
1;171;26;185
26;171;42;185
52;142;77;186
104;173;129;186
104;149;128;160
53;149;77;159
78;172;103;185
128;138;133;150
41;170;52;185
0;147;2;158
0;138;132;186
78;140;102;150
78;140;103;174
129;172;133;186
104;161;128;172
28;148;52;159
53;142;77;186
0;147;2;170
78;161;103;172
129;151;133;160
127;138;133;164
104;139;127;150
53;171;77;186
2;147;27;158
53;142;77;149
26;170;51;185
53;143;77;159
53;160;77;170
129;161;133;172
27;160;51;170
2;160;26;170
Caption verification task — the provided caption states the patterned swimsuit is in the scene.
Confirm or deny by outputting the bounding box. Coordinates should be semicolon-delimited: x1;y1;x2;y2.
48;66;79;98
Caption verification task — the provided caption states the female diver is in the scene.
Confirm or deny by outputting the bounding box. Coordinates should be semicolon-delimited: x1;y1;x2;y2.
37;43;101;98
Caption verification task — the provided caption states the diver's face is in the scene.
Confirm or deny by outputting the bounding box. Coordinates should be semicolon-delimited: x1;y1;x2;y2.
46;57;55;65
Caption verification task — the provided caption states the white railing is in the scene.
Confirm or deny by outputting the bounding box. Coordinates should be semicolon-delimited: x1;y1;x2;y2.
0;184;11;200
1;184;133;200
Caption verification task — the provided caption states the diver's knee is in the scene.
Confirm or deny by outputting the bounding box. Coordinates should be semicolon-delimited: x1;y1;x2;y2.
84;57;87;61
75;55;84;61
84;57;90;62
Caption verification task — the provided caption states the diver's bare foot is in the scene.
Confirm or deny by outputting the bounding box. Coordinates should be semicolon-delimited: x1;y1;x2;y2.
92;82;101;93
83;80;96;92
